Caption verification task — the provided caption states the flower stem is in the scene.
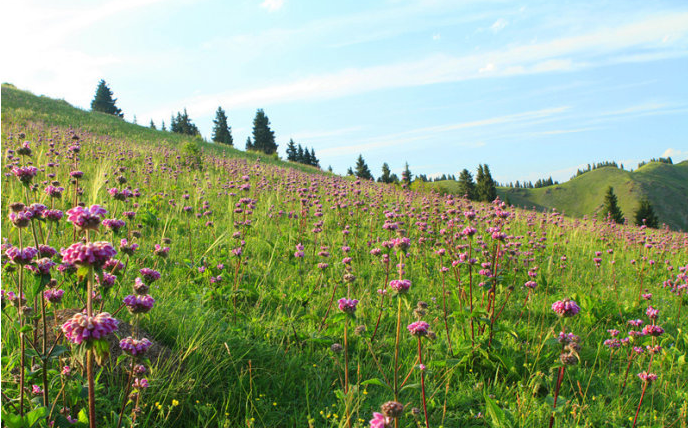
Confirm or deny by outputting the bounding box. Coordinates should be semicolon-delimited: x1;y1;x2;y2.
418;337;430;428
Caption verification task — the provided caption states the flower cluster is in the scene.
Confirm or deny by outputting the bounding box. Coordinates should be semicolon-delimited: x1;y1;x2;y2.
139;268;161;283
337;298;358;315
123;294;155;314
60;241;117;267
389;279;411;294
61;312;119;344
551;298;581;317
44;289;65;304
119;337;153;356
407;320;430;337
66;205;108;231
6;246;39;265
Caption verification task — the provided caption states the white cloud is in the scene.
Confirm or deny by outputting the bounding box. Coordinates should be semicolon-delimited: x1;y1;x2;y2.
260;0;284;12
146;11;688;118
432;33;441;40
491;18;508;32
662;148;688;160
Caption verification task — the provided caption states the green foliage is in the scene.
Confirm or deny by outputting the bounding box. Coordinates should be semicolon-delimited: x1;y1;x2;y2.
212;106;233;146
170;108;200;137
476;164;497;202
378;162;398;184
251;108;277;155
602;186;624;223
457;168;477;200
90;79;123;118
634;199;659;228
354;154;373;180
401;162;412;185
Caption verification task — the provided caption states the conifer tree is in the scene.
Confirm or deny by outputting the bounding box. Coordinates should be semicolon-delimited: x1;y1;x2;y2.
476;164;497;202
149;120;156;129
328;165;333;173
457;169;476;200
170;109;200;136
303;149;313;166
309;148;319;167
602;186;624;224
286;139;298;161
634;199;658;228
401;162;412;186
346;167;354;176
161;120;166;131
252;109;277;154
245;137;254;151
354;155;374;180
90;79;123;117
296;144;305;163
379;162;394;183
212;106;233;145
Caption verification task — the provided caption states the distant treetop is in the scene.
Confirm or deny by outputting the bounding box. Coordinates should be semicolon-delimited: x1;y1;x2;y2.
90;80;123;118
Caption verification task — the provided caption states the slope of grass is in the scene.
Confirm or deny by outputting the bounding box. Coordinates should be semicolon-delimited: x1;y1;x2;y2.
432;163;688;231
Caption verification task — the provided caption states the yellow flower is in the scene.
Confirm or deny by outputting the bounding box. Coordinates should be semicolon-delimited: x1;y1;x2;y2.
273;402;277;406
172;399;180;407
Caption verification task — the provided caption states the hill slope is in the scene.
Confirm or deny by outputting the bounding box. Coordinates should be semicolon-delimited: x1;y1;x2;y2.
0;83;325;176
432;163;688;231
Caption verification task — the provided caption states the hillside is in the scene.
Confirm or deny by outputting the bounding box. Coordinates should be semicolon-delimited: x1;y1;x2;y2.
0;83;326;176
432;163;688;231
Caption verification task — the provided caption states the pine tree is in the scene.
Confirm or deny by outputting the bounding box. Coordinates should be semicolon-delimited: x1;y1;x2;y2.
245;137;254;151
327;165;333;173
476;164;497;202
303;149;313;166
170;109;200;136
309;148;319;168
90;80;123;117
401;162;412;186
149;119;156;130
252;109;277;154
286;139;298;161
379;162;394;183
346;167;354;176
354;155;374;180
212;107;233;145
602;186;624;224
296;144;305;163
161;120;166;132
457;169;476;200
634;199;658;228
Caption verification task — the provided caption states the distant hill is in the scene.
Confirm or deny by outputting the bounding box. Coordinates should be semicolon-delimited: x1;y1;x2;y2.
432;163;688;231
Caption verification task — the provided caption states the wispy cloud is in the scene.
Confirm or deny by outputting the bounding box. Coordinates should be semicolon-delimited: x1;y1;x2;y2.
260;0;284;13
150;11;688;119
490;18;508;32
290;126;363;142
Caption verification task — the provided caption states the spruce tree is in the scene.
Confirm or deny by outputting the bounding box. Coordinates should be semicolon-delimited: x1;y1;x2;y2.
286;139;298;161
602;186;624;223
401;162;412;186
149;120;156;129
346;167;354;176
170;109;200;136
634;199;658;228
161;120;166;131
252;109;277;154
476;164;497;202
379;162;394;183
245;137;254;151
296;144;305;163
90;80;123;117
354;155;374;180
303;149;313;166
212;107;233;145
309;148;319;167
457;169;476;200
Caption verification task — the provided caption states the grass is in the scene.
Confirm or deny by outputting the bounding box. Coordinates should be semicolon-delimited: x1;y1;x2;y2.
1;84;688;428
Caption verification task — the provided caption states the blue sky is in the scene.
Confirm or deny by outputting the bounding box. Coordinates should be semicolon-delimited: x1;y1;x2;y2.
3;0;688;183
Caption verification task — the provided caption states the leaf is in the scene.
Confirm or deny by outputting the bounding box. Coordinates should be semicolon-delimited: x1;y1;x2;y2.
19;324;34;334
24;406;47;428
399;382;420;393
361;378;391;391
76;408;89;427
484;393;513;428
76;266;90;279
48;345;69;359
0;408;25;428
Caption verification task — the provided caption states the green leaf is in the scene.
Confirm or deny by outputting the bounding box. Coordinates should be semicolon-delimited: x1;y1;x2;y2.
76;266;90;279
24;406;47;428
47;345;69;359
399;382;420;393
0;408;25;428
361;378;391;391
19;324;34;334
77;408;89;426
484;393;513;428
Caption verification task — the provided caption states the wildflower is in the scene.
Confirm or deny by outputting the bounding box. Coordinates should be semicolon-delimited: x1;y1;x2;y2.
61;241;117;267
637;372;658;384
641;325;664;337
369;412;391;428
407;320;430;337
338;298;358;315
32;385;43;396
45;184;65;198
139;268;161;283
119;337;153;356
8;208;33;228
646;306;659;320
153;244;170;258
44;209;64;222
62;366;71;377
29;257;56;276
380;401;403;418
102;218;125;233
37;244;57;258
172;399;179;407
525;281;537;289
120;239;139;255
133;278;149;295
132;378;149;389
6;246;39;265
389;279;411;294
331;343;343;353
133;364;147;375
61;312;118;345
12;166;38;184
551;298;580;317
123;294;155;314
65;205;107;231
44;289;65;304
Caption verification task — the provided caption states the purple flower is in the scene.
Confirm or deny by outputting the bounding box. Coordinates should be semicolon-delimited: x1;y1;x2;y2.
646;306;659;320
66;205;107;231
139;268;161;283
12;166;38;184
32;385;43;396
153;244;170;258
60;241;117;267
119;337;152;356
8;208;33;228
132;378;149;389
102;218;126;233
551;299;580;317
44;209;64;222
44;289;65;303
37;244;57;258
338;298;358;315
119;238;139;255
525;281;537;289
407;320;430;336
6;246;39;265
97;272;116;289
61;312;119;344
44;185;65;198
637;371;658;384
642;324;664;337
133;278;149;294
369;412;390;428
389;279;411;294
123;294;155;314
70;171;84;179
30;257;57;276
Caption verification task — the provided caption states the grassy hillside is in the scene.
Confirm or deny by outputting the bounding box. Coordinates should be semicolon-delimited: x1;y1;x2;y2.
1;83;327;176
432;163;688;231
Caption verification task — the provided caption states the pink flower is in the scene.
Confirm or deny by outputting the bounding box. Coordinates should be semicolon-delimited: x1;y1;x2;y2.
119;337;152;356
407;321;430;336
338;298;358;314
61;312;118;344
6;246;39;265
369;412;390;428
637;371;658;384
139;268;161;283
123;294;155;314
12;166;38;184
551;299;580;317
44;289;65;303
389;279;411;294
66;205;107;231
60;241;117;267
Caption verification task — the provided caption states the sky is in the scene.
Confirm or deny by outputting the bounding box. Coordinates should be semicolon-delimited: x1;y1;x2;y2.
2;0;688;184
